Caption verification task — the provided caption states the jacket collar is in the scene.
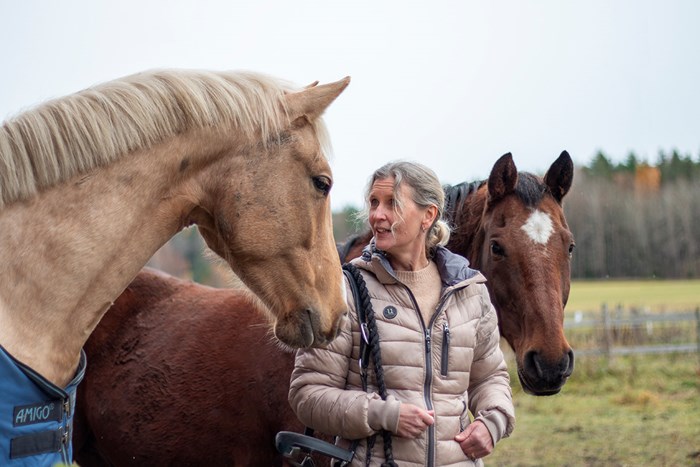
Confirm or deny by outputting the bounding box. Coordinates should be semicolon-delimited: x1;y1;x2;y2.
358;238;482;287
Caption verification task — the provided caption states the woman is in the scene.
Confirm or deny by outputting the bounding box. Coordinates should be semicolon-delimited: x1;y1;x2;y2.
289;161;515;466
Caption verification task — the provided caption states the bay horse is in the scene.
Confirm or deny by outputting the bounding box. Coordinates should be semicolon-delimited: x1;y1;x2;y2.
74;152;575;466
0;69;349;463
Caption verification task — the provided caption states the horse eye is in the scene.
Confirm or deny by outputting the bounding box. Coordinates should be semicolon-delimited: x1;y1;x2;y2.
491;241;505;257
568;243;575;257
312;176;331;196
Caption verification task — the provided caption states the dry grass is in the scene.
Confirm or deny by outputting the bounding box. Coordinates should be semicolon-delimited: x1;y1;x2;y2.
488;352;700;466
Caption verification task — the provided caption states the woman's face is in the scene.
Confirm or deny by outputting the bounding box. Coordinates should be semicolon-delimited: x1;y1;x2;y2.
368;177;428;260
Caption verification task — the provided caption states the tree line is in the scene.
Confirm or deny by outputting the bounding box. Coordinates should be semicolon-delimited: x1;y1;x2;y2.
565;149;699;279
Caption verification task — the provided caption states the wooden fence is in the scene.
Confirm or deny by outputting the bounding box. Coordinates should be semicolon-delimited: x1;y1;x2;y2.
564;305;700;357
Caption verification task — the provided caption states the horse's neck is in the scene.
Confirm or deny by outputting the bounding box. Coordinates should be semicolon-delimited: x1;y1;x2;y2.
446;183;488;268
0;129;235;386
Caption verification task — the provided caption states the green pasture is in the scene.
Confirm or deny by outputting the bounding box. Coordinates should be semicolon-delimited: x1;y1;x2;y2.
489;352;700;466
566;279;700;314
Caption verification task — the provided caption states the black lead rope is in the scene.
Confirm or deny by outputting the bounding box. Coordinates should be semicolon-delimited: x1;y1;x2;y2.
343;263;398;467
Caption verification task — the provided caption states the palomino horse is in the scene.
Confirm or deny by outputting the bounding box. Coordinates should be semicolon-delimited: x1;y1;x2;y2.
74;152;575;466
0;70;349;463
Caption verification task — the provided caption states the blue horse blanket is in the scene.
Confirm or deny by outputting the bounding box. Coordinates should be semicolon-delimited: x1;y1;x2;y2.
0;344;86;466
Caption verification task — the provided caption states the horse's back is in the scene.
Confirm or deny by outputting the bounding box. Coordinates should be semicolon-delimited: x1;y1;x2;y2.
75;268;300;466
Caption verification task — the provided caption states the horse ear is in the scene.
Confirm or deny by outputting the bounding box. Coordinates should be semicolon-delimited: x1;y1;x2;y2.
488;152;518;205
544;151;574;204
286;77;351;122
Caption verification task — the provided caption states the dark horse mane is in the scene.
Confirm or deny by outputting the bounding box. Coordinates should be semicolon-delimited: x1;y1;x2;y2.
444;173;548;221
443;180;483;229
336;232;366;264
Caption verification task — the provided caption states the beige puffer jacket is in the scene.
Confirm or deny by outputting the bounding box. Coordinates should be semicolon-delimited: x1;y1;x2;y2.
289;246;515;466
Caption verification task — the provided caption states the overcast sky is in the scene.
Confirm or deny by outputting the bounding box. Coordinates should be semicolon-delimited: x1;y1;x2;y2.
2;1;699;210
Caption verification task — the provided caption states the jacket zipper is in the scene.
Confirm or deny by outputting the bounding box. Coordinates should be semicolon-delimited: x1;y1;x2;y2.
398;284;436;467
441;322;450;377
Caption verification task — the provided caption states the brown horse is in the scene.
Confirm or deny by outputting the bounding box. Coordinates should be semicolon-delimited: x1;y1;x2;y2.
74;152;575;466
0;69;350;390
453;151;575;395
73;268;299;466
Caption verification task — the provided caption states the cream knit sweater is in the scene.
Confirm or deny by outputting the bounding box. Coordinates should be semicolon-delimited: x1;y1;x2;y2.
395;261;442;324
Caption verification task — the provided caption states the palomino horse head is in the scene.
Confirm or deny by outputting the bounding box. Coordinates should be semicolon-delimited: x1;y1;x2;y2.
179;77;351;348
449;152;575;395
0;71;350;385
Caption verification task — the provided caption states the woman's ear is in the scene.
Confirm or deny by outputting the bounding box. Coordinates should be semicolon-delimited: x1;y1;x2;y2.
423;204;438;230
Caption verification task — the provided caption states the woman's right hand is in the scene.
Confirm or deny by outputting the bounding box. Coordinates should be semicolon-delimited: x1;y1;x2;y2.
396;403;434;438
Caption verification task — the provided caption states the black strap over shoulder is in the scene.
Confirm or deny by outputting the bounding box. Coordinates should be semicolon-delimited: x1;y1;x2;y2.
343;265;370;390
342;263;398;467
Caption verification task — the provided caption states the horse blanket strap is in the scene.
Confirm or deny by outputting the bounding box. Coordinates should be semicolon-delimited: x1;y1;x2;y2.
0;344;86;466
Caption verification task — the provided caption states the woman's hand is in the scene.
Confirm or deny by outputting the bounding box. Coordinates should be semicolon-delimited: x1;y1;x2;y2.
454;420;493;461
395;403;434;438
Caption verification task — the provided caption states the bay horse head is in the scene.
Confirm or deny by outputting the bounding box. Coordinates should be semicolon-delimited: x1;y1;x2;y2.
448;151;575;395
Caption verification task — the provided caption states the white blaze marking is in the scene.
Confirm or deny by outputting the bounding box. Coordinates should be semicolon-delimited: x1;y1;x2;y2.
521;210;554;244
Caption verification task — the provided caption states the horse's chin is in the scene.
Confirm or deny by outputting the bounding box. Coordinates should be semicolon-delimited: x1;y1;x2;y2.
517;369;565;396
514;347;574;396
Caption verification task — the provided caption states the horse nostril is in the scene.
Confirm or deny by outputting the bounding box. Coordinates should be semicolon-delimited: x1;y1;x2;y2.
565;349;575;377
524;351;543;378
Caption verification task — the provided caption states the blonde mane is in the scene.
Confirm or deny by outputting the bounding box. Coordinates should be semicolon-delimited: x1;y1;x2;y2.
0;69;330;208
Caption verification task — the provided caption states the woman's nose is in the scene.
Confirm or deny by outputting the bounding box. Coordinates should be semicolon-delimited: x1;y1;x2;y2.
372;204;388;220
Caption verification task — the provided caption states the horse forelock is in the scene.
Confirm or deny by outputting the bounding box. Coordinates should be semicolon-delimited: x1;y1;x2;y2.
0;69;330;208
515;172;547;208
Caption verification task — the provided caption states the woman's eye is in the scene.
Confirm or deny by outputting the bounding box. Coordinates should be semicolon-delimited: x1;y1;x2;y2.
312;176;331;196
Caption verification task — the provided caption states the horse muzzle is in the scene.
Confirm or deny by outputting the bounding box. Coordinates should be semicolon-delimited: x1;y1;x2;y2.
273;307;342;349
518;348;575;396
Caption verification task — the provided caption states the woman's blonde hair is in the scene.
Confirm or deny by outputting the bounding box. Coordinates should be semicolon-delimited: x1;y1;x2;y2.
360;160;450;254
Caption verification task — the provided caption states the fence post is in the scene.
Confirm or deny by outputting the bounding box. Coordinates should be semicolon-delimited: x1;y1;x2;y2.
695;307;700;366
602;303;612;359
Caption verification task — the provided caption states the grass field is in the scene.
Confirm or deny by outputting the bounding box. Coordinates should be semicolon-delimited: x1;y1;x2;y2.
488;352;700;466
567;279;700;313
